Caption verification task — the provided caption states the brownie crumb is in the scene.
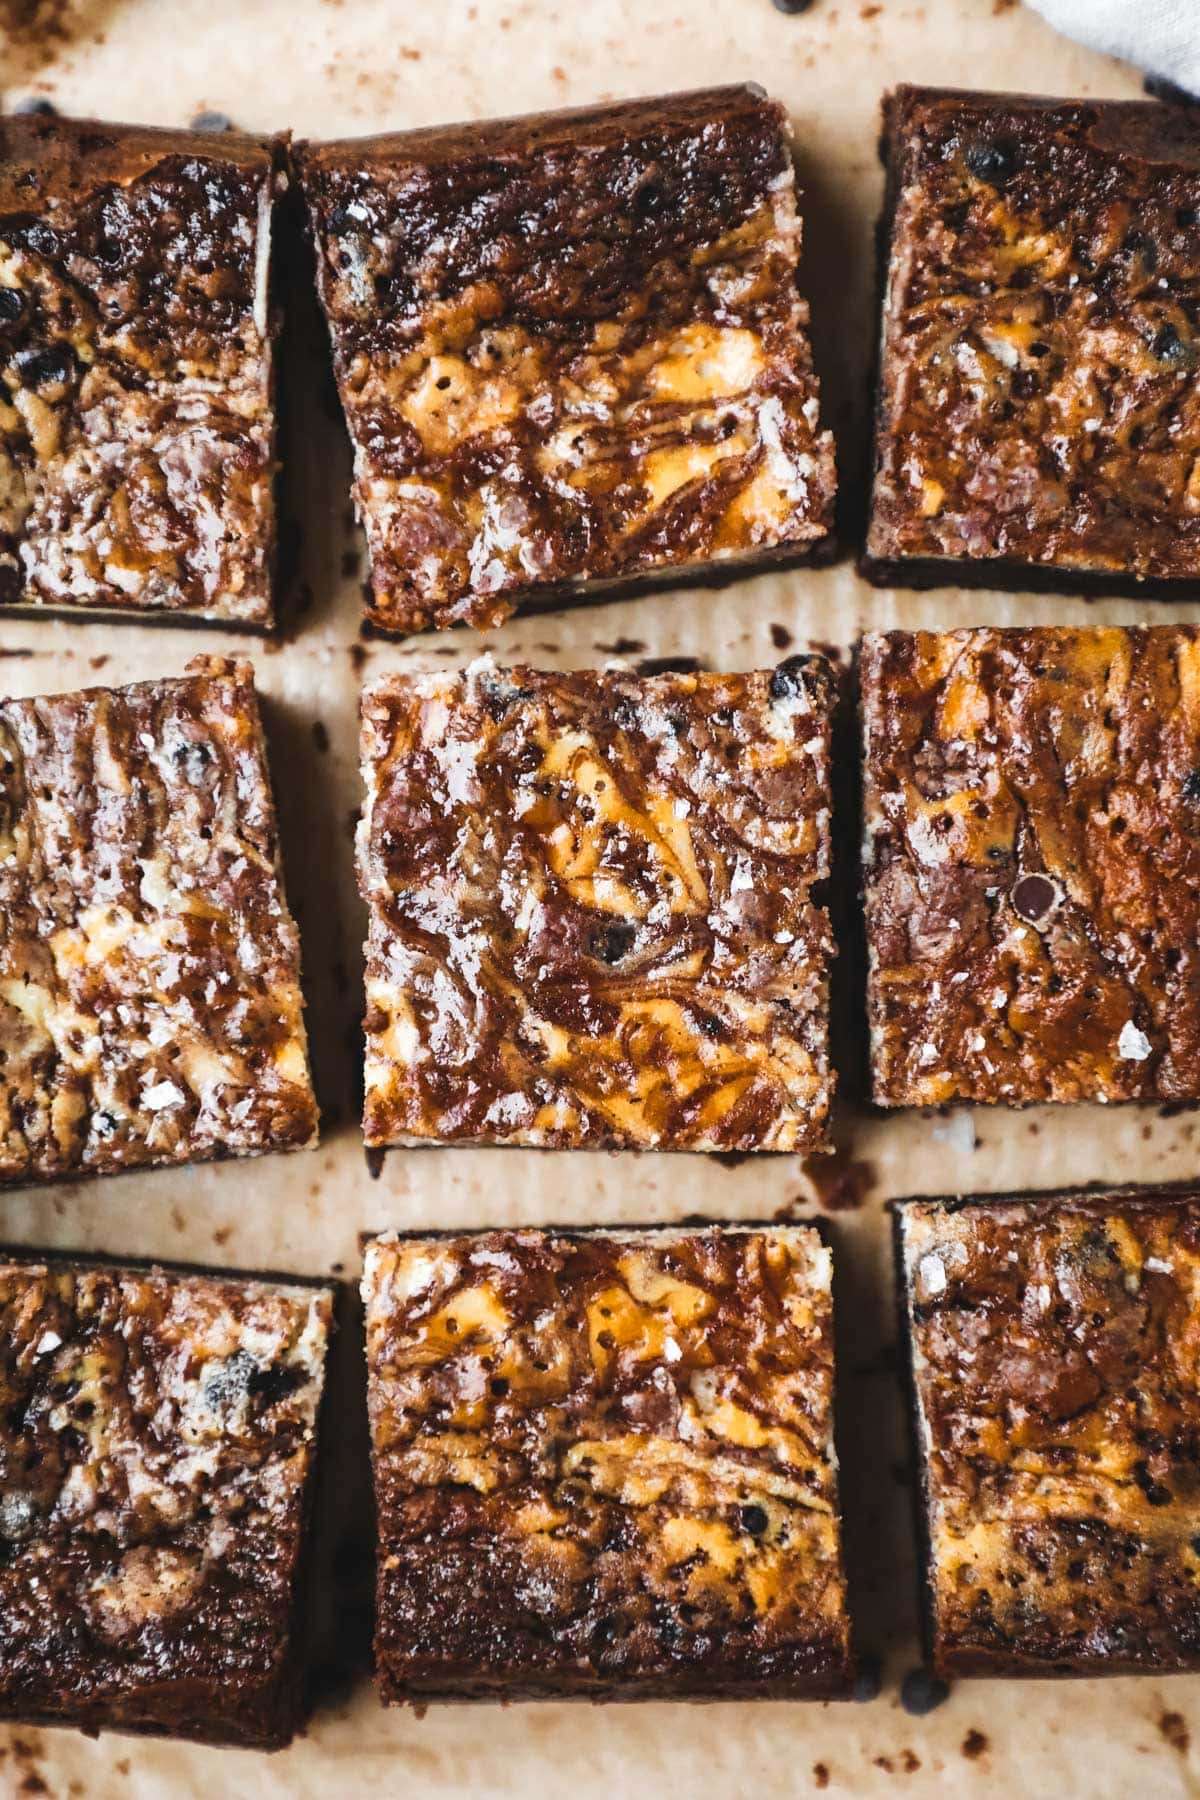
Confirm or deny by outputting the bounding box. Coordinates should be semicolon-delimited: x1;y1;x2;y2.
961;1730;988;1760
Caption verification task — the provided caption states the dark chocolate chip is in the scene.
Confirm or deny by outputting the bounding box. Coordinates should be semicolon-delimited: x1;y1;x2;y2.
900;1667;951;1715
11;97;57;116
594;922;637;964
249;1361;306;1408
489;1376;509;1397
0;288;24;325
190;110;234;132
1123;228;1159;272
13;343;73;388
23;222;59;257
771;0;815;11
738;1503;769;1536
964;138;1019;185
1153;323;1197;369
770;653;818;703
1179;207;1199;229
1010;872;1062;927
1181;769;1200;803
852;1655;883;1702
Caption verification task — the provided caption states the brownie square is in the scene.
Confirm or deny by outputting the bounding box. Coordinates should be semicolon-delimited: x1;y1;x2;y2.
896;1189;1200;1676
298;86;835;634
862;626;1200;1107
0;657;318;1184
0;113;282;625
358;656;835;1151
864;87;1200;593
363;1225;852;1700
0;1256;333;1744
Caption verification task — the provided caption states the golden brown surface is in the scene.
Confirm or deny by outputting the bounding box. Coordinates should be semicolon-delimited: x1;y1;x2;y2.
0;657;318;1184
0;113;279;624
0;1258;332;1745
862;626;1200;1106
358;657;834;1151
299;87;835;633
865;88;1200;589
898;1192;1200;1676
363;1226;850;1699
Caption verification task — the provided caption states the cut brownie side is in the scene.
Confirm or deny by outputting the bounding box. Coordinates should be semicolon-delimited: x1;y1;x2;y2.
0;1257;333;1745
0;114;281;624
862;627;1200;1107
864;87;1200;592
358;656;835;1152
896;1190;1200;1676
0;657;318;1184
363;1225;852;1700
298;86;835;634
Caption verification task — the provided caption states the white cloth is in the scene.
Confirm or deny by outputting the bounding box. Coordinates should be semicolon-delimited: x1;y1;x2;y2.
1027;0;1200;96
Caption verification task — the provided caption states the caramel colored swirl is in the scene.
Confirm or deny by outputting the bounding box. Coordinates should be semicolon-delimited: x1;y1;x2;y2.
863;626;1200;1106
359;656;834;1152
364;1227;850;1699
901;1193;1200;1675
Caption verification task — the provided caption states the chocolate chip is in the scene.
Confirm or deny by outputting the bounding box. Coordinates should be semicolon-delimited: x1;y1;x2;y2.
738;1503;769;1536
1123;228;1159;272
190;110;234;132
0;289;24;326
1182;769;1200;804
1179;207;1199;230
964;138;1019;184
23;222;59;257
594;922;637;964
249;1361;306;1407
1153;323;1197;369
852;1655;884;1702
12;97;57;116
1010;872;1062;927
900;1667;951;1715
13;343;73;388
771;0;815;11
769;653;818;704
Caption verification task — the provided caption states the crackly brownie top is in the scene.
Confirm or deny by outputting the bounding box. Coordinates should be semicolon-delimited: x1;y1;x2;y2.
0;656;317;1183
901;1193;1200;1672
358;656;834;1151
868;87;1200;581
0;113;279;622
299;86;834;633
863;627;1200;1106
0;1260;331;1737
364;1228;849;1692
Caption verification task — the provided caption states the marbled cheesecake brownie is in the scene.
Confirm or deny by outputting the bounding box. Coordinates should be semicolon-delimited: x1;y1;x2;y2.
862;626;1200;1107
864;87;1200;594
0;112;282;624
298;86;835;633
363;1225;852;1700
0;1256;334;1744
896;1189;1200;1676
0;657;318;1184
357;655;835;1152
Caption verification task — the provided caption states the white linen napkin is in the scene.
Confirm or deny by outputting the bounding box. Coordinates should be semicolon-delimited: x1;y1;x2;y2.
1027;0;1200;96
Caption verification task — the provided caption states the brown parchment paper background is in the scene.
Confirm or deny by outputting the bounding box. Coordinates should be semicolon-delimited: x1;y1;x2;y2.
3;1;1200;1793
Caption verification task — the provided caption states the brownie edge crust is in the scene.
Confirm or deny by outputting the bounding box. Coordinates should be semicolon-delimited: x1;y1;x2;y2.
864;87;1200;593
0;113;282;625
0;1258;334;1746
363;1226;853;1701
862;626;1200;1108
0;657;318;1184
298;86;835;633
896;1191;1200;1677
358;655;835;1152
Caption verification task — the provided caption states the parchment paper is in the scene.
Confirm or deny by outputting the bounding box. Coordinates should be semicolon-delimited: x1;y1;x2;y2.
2;2;1199;1794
